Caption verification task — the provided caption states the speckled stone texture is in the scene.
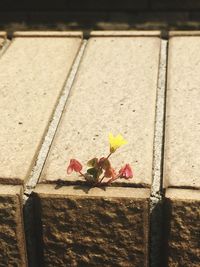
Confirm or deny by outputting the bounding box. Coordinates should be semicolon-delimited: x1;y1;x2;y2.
0;33;82;185
164;34;200;189
40;34;161;187
34;185;150;267
163;189;200;267
0;185;27;267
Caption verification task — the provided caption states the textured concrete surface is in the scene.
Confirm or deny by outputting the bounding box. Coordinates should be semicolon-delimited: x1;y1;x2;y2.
163;189;200;267
0;33;82;184
34;184;150;267
164;34;200;188
0;185;27;267
40;34;161;186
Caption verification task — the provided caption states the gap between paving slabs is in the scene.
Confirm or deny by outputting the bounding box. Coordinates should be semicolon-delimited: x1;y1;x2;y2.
150;38;168;267
22;40;87;267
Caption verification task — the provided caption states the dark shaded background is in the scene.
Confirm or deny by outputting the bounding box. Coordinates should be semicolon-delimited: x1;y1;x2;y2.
1;0;200;36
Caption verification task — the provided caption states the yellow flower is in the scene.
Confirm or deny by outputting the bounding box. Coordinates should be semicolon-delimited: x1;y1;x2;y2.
109;133;127;153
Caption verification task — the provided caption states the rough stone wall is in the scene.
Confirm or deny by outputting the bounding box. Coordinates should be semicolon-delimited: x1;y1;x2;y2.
0;193;27;267
163;198;200;267
35;195;149;267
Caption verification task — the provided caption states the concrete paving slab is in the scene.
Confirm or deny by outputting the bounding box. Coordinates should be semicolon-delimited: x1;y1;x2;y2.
164;34;200;189
0;185;27;266
40;34;161;187
163;189;200;267
34;184;150;267
0;33;82;185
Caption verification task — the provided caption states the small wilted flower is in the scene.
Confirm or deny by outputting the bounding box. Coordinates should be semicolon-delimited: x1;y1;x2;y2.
104;166;116;178
119;164;133;179
67;159;83;174
66;133;133;187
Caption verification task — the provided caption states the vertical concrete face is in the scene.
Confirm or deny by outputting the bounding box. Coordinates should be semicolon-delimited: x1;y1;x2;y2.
0;33;82;185
0;185;27;267
40;34;161;187
164;33;200;266
163;189;200;267
34;185;150;267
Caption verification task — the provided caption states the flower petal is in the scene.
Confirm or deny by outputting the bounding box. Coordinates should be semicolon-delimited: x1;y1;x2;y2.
119;164;133;179
109;132;127;153
67;165;73;174
72;159;83;172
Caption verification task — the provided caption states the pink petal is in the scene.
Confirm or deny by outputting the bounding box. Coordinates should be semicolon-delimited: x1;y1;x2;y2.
67;165;73;174
72;159;83;172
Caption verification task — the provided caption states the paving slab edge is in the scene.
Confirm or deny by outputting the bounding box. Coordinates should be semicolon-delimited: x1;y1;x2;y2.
13;31;83;38
34;184;151;198
90;30;161;37
165;188;200;200
169;30;200;37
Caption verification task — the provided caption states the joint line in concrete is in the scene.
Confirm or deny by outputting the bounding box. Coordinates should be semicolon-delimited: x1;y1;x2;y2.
150;39;168;267
151;39;168;199
23;40;87;201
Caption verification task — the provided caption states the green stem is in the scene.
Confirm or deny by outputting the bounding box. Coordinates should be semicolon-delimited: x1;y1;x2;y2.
106;171;122;185
99;175;105;184
106;152;112;159
79;171;87;179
